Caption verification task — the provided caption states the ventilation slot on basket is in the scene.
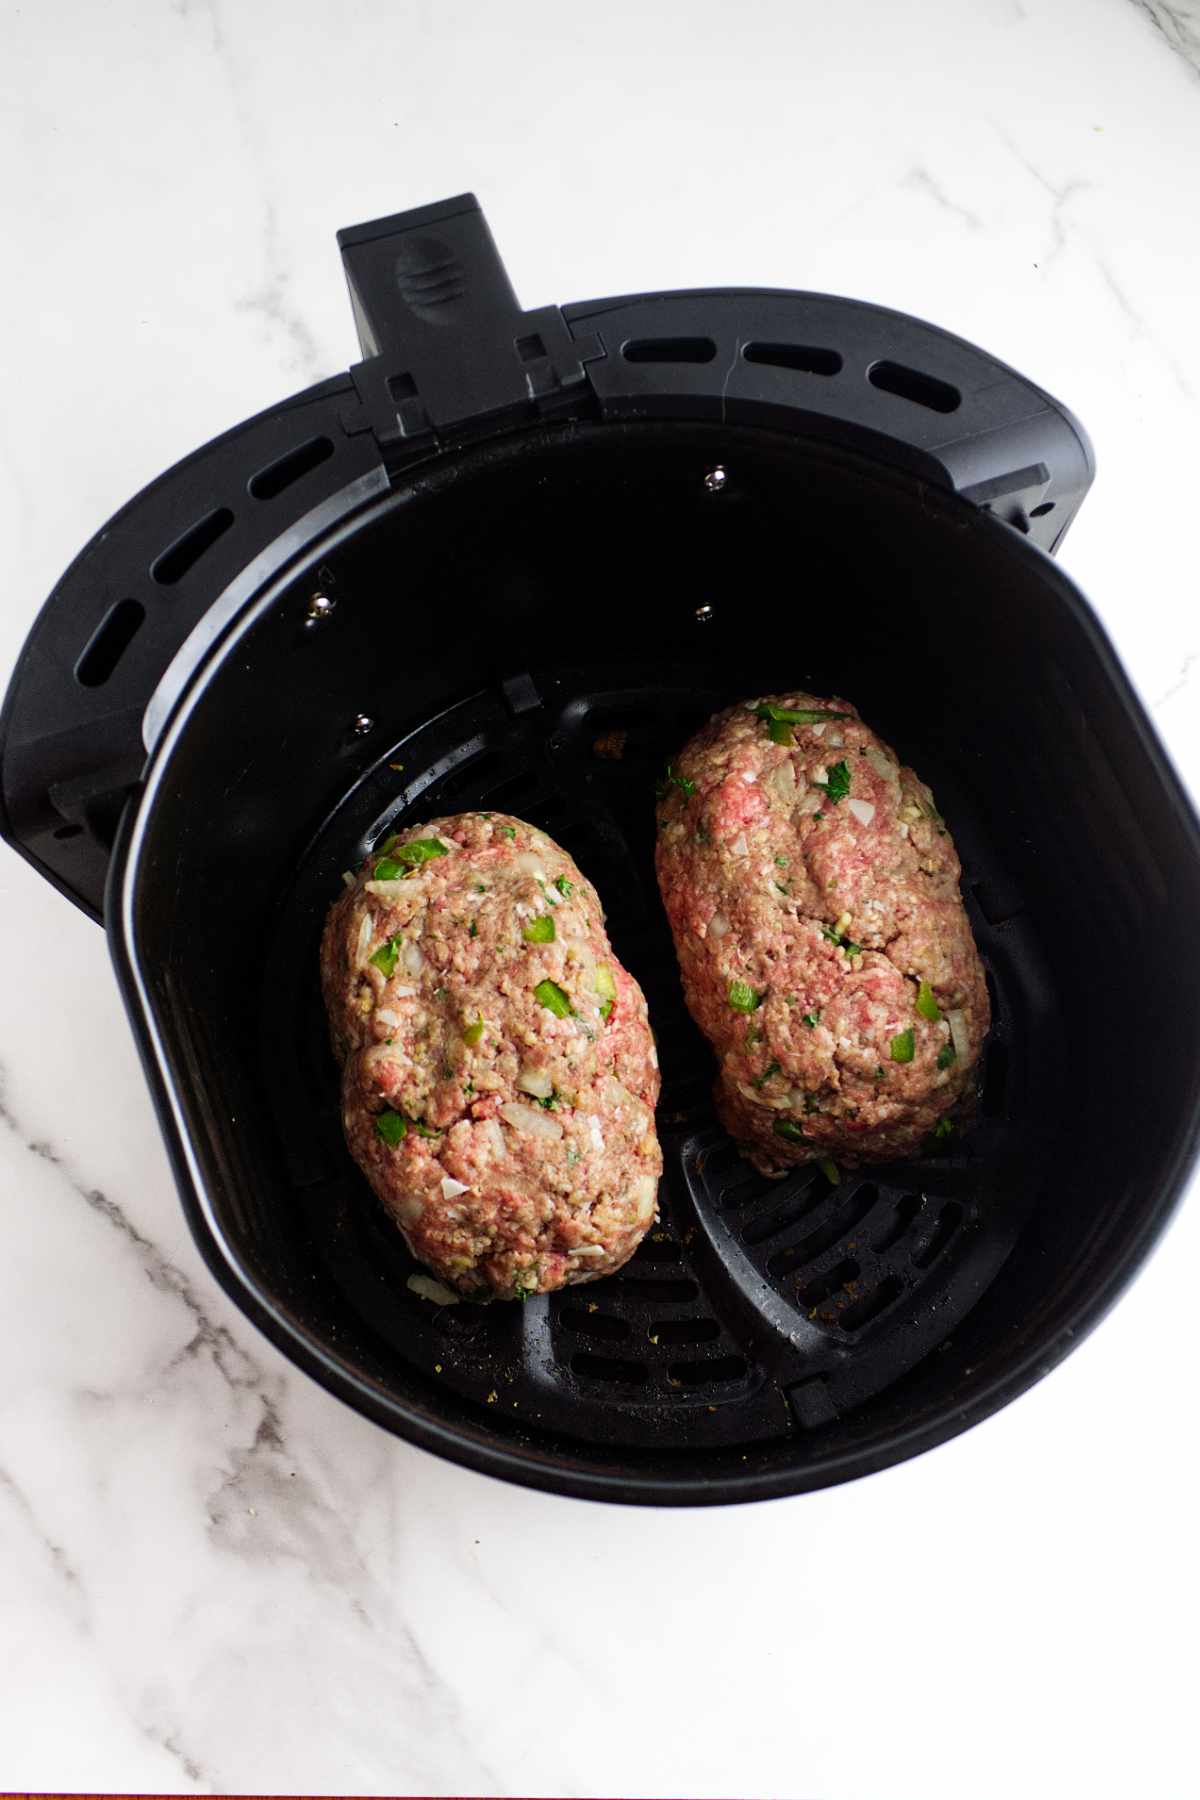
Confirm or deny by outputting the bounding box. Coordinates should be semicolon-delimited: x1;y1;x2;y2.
838;1277;904;1332
634;1234;684;1263
74;598;145;688
669;1355;748;1387
744;1190;821;1248
912;1201;964;1270
651;1317;721;1346
572;1352;648;1385
1030;500;1056;518
797;1259;860;1310
867;360;961;414
248;435;334;500
871;1193;923;1253
151;508;235;586
559;1307;630;1342
743;342;843;376
768;1187;879;1276
622;336;717;364
589;1275;700;1306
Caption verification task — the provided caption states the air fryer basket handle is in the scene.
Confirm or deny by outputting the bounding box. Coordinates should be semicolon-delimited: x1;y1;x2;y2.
0;191;1093;921
337;195;1092;548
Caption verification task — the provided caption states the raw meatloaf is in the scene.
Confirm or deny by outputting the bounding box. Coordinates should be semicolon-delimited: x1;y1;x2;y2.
655;695;989;1173
321;811;662;1299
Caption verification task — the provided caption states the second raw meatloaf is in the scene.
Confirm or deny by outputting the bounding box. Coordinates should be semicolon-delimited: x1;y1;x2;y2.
655;696;989;1173
322;811;662;1298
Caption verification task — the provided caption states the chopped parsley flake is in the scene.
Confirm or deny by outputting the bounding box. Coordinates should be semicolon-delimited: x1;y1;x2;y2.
373;857;403;881
522;914;556;944
469;920;478;938
775;855;789;868
932;1117;956;1141
500;825;516;840
774;1118;807;1142
369;934;403;976
755;701;853;726
819;1156;841;1186
820;923;863;956
462;1017;485;1046
916;979;941;1022
814;759;851;805
937;1042;957;1070
566;1146;580;1165
890;1027;915;1064
802;1010;821;1028
656;762;696;801
393;837;449;868
374;1110;407;1147
534;978;573;1018
554;875;574;898
752;1060;781;1090
410;1119;441;1138
727;979;763;1013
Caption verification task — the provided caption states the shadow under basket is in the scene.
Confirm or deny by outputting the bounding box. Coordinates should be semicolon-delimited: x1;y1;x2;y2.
4;196;1199;1503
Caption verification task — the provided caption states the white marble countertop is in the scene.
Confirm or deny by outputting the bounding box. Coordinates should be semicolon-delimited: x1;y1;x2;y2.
4;1;1200;1794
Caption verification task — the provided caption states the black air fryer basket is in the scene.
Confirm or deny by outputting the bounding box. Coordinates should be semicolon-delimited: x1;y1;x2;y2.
4;196;1199;1504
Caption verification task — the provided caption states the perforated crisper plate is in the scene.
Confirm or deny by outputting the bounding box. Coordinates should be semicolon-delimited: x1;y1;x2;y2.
261;672;1060;1452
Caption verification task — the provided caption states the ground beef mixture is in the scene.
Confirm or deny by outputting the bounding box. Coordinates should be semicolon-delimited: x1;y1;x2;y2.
322;812;662;1299
655;695;989;1174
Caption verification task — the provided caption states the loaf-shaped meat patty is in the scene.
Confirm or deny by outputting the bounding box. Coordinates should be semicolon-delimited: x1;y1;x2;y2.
322;811;662;1298
655;696;989;1173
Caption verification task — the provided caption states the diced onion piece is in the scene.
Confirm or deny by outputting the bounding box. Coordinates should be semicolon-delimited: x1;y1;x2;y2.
827;731;844;748
355;914;374;963
517;1066;554;1100
569;1244;605;1258
765;760;797;805
478;1117;504;1155
365;879;409;896
740;768;758;784
866;747;899;780
514;852;548;880
708;911;731;938
341;870;356;887
847;797;876;826
797;788;822;815
948;1008;970;1062
407;1273;460;1306
441;1176;471;1200
730;833;749;857
500;1101;564;1140
810;722;826;738
375;1007;401;1028
811;765;828;784
632;1175;659;1224
402;941;424;978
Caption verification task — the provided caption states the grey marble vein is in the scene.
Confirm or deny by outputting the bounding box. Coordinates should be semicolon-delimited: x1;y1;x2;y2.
1127;0;1200;77
990;122;1089;266
903;166;983;232
171;0;326;381
0;1465;90;1629
0;1061;262;1398
139;1719;206;1788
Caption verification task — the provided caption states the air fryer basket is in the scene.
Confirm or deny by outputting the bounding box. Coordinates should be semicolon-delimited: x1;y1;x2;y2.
4;197;1199;1503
